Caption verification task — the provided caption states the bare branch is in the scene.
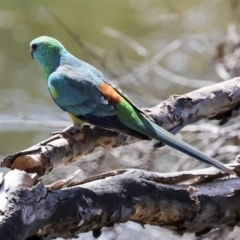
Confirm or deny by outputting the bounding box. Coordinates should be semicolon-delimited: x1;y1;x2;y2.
213;24;240;80
2;77;240;176
103;26;149;57
0;167;239;240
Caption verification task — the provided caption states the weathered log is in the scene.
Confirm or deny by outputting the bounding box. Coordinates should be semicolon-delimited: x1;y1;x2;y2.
0;166;239;240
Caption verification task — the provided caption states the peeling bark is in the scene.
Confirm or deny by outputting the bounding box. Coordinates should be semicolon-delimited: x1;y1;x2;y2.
2;77;240;176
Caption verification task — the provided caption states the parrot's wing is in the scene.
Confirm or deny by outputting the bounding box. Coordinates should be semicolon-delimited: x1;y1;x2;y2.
73;60;152;120
48;66;149;140
48;65;117;117
100;74;154;121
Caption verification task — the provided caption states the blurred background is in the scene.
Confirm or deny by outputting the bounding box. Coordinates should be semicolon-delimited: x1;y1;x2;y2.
1;0;240;239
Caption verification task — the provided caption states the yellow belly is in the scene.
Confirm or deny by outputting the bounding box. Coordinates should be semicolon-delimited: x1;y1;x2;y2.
68;113;85;129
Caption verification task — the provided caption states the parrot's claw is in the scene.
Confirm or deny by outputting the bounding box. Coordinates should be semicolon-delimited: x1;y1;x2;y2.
51;125;76;140
154;141;165;148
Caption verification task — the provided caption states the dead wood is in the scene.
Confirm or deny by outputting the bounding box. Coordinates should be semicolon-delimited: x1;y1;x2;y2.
0;166;239;240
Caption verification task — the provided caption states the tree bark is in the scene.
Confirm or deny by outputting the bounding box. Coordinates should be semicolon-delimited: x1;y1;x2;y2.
0;166;239;240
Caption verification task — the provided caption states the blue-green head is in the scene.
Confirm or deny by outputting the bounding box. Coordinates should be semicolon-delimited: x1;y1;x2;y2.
30;36;66;77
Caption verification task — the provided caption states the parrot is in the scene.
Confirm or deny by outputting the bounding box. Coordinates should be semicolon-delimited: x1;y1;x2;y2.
30;36;234;175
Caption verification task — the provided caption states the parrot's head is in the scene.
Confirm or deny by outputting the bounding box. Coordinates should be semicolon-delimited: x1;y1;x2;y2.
30;36;65;67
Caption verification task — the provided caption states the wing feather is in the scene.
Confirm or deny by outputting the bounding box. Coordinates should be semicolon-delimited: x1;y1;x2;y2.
47;64;149;139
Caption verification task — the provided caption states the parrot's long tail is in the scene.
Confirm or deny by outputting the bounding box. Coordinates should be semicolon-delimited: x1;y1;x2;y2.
140;117;234;175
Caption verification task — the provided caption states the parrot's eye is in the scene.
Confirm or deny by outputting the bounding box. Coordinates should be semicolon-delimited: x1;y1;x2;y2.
32;44;38;50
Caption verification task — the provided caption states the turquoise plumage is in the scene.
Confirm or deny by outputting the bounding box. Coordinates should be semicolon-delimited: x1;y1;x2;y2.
30;36;234;175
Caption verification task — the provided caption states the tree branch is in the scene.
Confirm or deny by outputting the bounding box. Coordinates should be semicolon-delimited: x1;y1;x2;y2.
0;166;239;240
2;77;240;176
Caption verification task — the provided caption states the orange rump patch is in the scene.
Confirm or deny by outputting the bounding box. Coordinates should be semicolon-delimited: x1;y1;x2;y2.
99;83;123;105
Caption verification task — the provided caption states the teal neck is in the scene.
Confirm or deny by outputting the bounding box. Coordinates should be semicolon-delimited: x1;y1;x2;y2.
42;65;52;80
39;50;80;81
40;56;61;80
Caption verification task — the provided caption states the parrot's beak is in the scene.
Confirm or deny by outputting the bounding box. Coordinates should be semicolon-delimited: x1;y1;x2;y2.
31;50;34;59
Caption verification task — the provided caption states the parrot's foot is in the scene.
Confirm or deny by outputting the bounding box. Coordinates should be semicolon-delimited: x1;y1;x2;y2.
154;141;165;148
51;124;92;143
51;125;77;140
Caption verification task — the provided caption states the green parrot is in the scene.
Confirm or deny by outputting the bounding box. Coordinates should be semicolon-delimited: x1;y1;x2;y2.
30;36;234;175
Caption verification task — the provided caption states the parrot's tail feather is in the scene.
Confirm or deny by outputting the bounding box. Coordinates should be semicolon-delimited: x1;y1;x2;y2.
144;119;235;175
